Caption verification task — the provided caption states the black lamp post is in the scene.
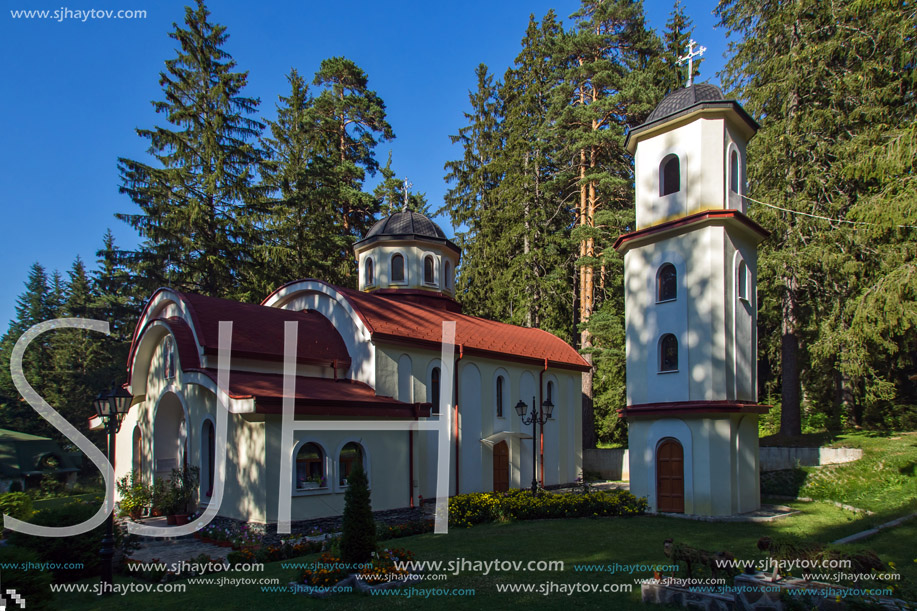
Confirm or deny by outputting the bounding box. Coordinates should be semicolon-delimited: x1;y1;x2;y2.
93;383;133;588
514;395;555;496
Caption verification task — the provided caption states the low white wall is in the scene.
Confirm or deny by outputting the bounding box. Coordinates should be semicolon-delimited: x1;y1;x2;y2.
584;448;629;481
583;446;862;481
759;447;863;472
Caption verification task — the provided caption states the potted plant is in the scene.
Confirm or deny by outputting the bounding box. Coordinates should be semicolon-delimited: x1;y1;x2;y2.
116;471;150;520
150;478;168;517
169;465;199;526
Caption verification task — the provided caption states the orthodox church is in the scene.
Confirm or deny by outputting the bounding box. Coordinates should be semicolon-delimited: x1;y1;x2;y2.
615;82;769;516
115;211;588;524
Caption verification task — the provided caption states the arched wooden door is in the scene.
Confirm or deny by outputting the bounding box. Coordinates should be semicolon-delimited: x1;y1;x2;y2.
493;441;509;492
656;438;684;513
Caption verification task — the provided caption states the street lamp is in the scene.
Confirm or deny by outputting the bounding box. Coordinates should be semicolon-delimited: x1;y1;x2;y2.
93;383;133;588
514;395;555;496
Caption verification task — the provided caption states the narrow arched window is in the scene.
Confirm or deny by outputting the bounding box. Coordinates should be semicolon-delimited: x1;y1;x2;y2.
424;256;435;285
203;420;215;497
391;254;405;282
496;375;504;417
738;260;748;300
546;381;555;418
444;261;452;290
163;336;176;380
365;258;374;286
296;442;325;490
659;334;679;372
657;264;677;302
730;150;740;194
132;426;142;481
431;367;441;414
660;154;680;196
339;442;364;486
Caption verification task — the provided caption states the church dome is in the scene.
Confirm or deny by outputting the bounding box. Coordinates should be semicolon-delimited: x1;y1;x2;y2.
360;210;448;243
645;83;726;124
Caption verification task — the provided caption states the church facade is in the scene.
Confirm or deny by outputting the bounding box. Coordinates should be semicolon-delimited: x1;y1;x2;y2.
115;211;587;523
616;83;769;516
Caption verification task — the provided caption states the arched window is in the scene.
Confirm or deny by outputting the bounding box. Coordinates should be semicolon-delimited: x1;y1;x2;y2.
295;442;326;490
424;256;435;285
657;264;677;302
730;150;740;194
659;334;679;372
431;367;441;415
365;258;374;286
660;154;680;196
391;254;405;283
546;381;555;418
163;336;176;380
339;442;364;486
444;261;452;290
496;375;505;417
202;420;215;497
132;426;142;481
737;260;748;300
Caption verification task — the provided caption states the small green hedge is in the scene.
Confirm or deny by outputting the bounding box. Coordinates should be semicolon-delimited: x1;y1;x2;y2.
448;488;647;527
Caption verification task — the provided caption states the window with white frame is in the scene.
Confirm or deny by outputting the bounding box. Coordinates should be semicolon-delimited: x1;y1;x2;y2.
391;253;405;283
737;259;749;301
295;442;326;490
660;154;680;196
659;334;679;372
163;336;176;380
338;442;365;486
657;263;677;302
365;257;374;286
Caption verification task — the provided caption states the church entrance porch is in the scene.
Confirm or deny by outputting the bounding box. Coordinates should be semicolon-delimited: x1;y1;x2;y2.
153;392;187;482
656;438;684;513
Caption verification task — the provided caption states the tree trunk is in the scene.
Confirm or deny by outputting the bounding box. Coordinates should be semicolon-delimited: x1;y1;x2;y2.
780;275;801;437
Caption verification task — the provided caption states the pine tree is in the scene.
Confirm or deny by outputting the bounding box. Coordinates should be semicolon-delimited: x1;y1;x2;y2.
717;0;914;435
0;264;61;437
339;463;375;566
374;153;430;216
552;0;664;448
307;57;394;265
661;0;699;94
117;0;264;300
442;63;505;320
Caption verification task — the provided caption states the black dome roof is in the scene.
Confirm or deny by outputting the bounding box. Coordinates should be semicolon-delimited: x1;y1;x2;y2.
646;83;726;124
355;210;460;254
363;210;447;240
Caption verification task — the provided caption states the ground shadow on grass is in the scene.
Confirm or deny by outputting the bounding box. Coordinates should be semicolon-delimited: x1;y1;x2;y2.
759;431;844;447
761;468;809;497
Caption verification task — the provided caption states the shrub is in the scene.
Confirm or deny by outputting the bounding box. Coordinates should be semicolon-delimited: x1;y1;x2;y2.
340;463;375;566
0;544;55;609
116;470;150;517
0;491;34;520
448;488;647;527
7;496;115;581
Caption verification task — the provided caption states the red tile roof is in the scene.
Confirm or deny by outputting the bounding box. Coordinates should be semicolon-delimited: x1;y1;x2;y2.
129;289;351;374
193;369;430;418
333;285;590;371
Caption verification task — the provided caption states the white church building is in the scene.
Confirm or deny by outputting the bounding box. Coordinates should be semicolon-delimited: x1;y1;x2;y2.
116;211;588;524
615;82;769;516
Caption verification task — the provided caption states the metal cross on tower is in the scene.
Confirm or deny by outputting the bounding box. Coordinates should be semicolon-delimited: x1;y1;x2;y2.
677;39;706;88
402;178;412;211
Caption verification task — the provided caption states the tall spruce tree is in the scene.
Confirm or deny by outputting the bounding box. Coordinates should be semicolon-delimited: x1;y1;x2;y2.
715;0;915;435
442;63;506;320
661;0;699;94
118;0;264;300
552;0;664;448
374;153;430;216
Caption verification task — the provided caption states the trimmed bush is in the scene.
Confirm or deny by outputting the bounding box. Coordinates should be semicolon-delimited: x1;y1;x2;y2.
449;488;647;527
0;491;34;520
0;544;54;609
340;463;375;566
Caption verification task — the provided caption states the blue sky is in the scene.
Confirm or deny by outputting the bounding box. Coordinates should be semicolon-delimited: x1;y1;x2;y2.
0;0;728;329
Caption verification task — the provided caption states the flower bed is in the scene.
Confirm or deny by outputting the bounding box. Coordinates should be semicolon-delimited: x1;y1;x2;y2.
295;548;420;597
448;488;647;527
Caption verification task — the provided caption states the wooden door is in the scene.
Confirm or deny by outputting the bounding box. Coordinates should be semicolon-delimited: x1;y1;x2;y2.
493;441;509;492
656;438;684;513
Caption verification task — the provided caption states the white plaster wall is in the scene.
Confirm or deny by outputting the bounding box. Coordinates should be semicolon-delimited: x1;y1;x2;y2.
624;225;729;405
634;116;731;229
355;242;460;295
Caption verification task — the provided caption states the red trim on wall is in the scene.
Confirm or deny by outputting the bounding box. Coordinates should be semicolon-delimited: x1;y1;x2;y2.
618;400;771;417
613;209;770;252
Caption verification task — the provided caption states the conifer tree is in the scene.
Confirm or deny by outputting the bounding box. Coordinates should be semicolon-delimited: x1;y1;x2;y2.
375;153;430;216
661;0;699;94
118;0;264;300
340;463;375;566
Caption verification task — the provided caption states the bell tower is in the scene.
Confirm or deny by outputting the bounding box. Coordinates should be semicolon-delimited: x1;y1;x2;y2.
615;73;770;516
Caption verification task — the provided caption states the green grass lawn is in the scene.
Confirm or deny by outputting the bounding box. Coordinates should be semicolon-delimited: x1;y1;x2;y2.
40;431;917;609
